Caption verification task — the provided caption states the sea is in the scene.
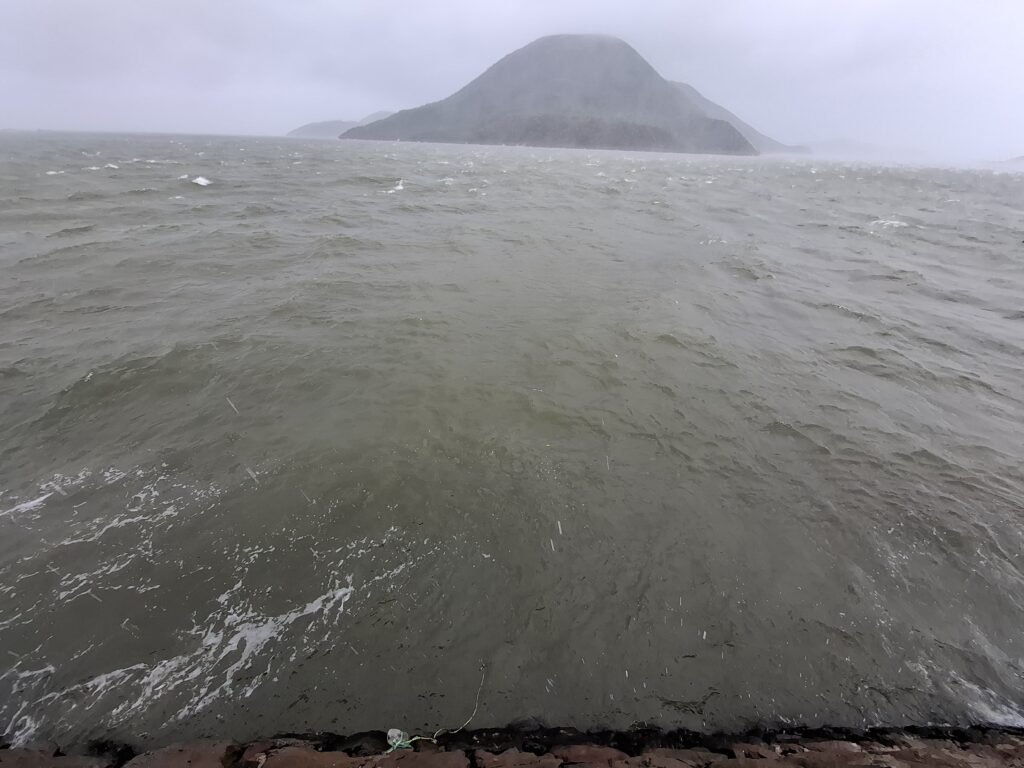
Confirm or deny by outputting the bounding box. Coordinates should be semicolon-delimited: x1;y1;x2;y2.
2;131;1023;747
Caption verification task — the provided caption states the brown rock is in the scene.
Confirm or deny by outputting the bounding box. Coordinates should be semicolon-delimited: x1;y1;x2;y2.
241;744;275;768
338;735;390;758
781;752;900;768
727;744;781;760
993;743;1024;765
777;747;809;757
802;744;862;755
553;747;629;766
264;747;469;768
475;750;560;768
959;744;1024;767
856;744;898;755
778;756;856;768
876;738;959;754
708;760;778;768
123;743;242;768
263;748;365;768
376;752;469;768
0;751;111;768
642;749;717;768
886;746;992;768
262;747;469;768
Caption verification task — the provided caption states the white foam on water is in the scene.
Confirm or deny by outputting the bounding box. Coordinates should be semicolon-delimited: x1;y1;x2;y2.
1;493;52;519
188;580;355;712
953;675;1024;727
2;491;435;742
3;709;42;747
969;696;1024;727
0;666;57;745
191;176;212;186
869;219;909;229
906;660;1024;728
9;572;358;734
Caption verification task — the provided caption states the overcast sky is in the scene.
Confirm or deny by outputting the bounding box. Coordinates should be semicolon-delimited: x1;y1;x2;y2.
2;0;1021;160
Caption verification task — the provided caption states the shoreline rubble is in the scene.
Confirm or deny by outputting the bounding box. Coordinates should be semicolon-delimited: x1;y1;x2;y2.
4;725;1024;768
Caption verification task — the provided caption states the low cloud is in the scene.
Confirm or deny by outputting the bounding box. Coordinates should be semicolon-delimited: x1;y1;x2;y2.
2;0;1021;159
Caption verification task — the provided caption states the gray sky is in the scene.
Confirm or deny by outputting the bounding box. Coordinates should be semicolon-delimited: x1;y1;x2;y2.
2;0;1022;160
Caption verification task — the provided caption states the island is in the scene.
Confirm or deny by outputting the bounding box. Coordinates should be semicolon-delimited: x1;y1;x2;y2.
288;112;392;139
341;35;780;155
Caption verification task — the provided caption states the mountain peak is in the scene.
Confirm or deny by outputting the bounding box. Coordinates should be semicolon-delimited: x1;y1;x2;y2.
343;35;756;155
524;33;635;48
288;111;393;139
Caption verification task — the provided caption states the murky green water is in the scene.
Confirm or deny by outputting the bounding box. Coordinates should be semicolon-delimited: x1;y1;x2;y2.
2;132;1024;746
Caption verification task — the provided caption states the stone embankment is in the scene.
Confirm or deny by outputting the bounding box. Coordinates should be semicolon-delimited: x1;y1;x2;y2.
4;727;1024;768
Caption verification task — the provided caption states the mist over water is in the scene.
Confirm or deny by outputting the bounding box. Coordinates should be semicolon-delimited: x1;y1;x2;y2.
2;132;1024;746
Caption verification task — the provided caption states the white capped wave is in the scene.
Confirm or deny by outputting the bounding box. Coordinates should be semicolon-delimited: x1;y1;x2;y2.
1;493;52;519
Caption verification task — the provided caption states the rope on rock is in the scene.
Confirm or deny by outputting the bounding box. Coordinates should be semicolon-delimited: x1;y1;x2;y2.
384;667;487;754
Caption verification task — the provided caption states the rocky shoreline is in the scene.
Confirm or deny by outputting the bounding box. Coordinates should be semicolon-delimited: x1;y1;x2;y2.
5;725;1024;768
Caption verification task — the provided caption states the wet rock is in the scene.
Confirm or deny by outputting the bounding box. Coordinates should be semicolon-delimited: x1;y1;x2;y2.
506;719;549;734
81;741;136;767
474;750;560;768
338;735;390;758
802;744;862;755
955;744;1024;766
776;756;864;768
992;743;1024;762
262;748;363;768
241;743;275;768
982;734;1024;750
781;751;903;768
552;746;630;766
856;744;897;755
776;747;808;758
726;744;780;760
241;741;324;768
886;746;992;768
261;749;469;768
798;745;856;757
124;742;241;768
0;750;112;768
641;748;717;768
873;736;958;753
708;760;777;768
377;752;469;768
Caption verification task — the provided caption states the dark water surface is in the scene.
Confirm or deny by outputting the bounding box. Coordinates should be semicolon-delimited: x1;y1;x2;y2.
2;132;1024;746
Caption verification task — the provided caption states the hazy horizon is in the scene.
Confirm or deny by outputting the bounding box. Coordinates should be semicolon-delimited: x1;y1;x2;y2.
2;0;1023;161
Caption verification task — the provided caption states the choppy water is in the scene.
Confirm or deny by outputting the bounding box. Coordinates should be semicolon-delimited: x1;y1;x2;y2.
2;132;1024;747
